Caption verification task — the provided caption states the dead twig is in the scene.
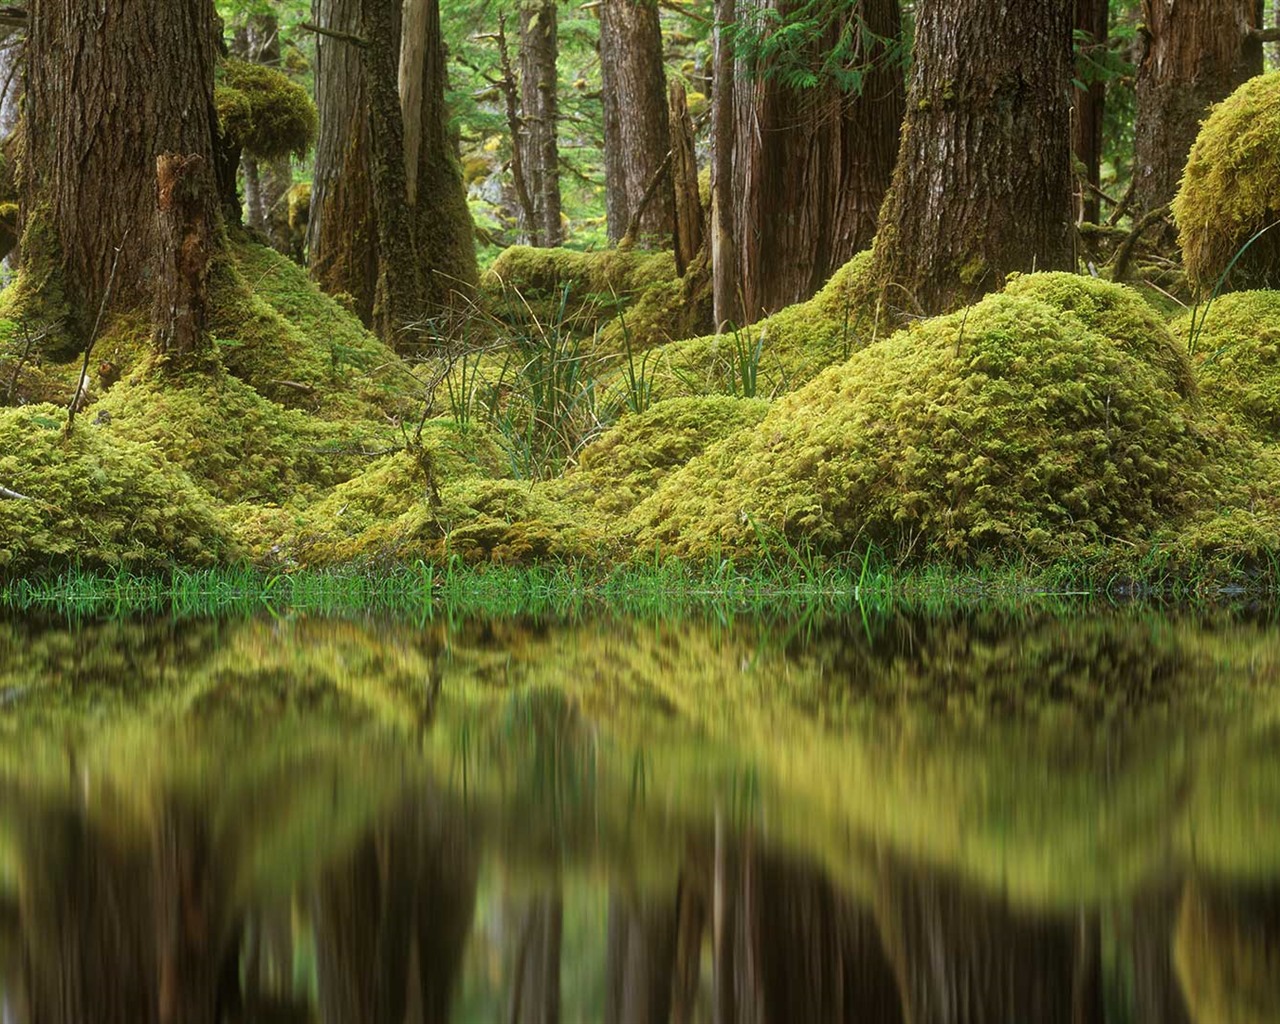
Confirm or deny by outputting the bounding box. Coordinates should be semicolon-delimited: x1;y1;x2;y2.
66;233;128;437
1109;203;1170;283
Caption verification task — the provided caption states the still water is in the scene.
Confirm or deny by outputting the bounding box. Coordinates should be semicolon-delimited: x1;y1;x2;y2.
1;605;1278;1022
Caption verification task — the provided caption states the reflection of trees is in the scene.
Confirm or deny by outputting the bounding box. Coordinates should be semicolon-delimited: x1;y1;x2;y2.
506;891;562;1024
315;792;477;1024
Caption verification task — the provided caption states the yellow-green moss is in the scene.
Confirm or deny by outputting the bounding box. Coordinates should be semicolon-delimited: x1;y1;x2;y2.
551;395;771;523
1175;883;1280;1024
97;367;390;505
1173;291;1280;439
1174;72;1280;292
216;58;318;161
646;250;876;399
626;281;1229;563
0;404;235;573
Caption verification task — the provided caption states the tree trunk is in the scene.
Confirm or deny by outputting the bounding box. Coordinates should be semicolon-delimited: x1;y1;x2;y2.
727;0;904;322
518;0;563;247
599;0;672;247
360;0;423;345
1073;0;1109;225
309;0;380;325
402;0;480;314
1133;0;1263;220
23;0;222;346
604;892;677;1024
710;0;742;329
669;81;704;276
233;14;294;252
506;893;563;1024
153;153;215;364
870;0;1075;316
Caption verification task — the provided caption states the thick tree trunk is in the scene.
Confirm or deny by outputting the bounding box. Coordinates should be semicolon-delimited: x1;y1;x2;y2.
402;0;480;314
669;81;703;276
23;0;222;346
518;0;563;247
871;0;1075;316
1133;0;1263;220
599;0;672;247
360;0;423;345
1073;0;1109;225
309;0;380;325
710;0;742;329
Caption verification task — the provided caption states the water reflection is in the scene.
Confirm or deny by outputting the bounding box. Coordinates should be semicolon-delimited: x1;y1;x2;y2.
1;607;1279;1021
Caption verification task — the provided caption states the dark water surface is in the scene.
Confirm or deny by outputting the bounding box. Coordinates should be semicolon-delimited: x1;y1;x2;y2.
2;605;1279;1022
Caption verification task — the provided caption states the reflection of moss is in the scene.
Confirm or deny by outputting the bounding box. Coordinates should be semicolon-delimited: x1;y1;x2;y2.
1174;72;1280;292
1174;292;1280;439
0;404;235;573
627;281;1223;563
1175;882;1280;1024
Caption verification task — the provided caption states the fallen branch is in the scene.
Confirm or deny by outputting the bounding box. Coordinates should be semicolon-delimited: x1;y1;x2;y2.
1109;203;1170;283
0;484;30;500
66;232;128;437
299;21;369;48
618;149;674;250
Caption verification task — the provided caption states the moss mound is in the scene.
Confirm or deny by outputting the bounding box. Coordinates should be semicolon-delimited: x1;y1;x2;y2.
216;58;318;161
553;396;770;521
1172;292;1280;439
1173;72;1280;292
0;404;235;573
98;368;389;505
626;281;1223;562
648;250;875;399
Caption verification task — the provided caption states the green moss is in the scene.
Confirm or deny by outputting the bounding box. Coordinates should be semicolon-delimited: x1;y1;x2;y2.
1172;291;1280;439
646;250;876;399
625;282;1229;563
0;205;77;357
551;396;771;522
1175;884;1280;1024
1173;72;1280;292
98;367;390;505
0;404;235;574
216;58;318;161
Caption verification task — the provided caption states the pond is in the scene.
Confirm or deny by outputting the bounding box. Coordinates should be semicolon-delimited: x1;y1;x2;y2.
1;604;1278;1022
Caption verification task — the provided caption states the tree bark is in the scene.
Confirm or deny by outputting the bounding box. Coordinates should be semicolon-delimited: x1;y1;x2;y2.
360;0;423;345
23;0;222;345
402;0;480;313
669;80;703;276
518;0;563;247
726;0;904;322
870;0;1075;316
1133;0;1263;220
1073;0;1109;224
153;154;214;364
599;0;672;247
309;0;380;325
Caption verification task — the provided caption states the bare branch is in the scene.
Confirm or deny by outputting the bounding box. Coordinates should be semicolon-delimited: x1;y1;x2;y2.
0;484;30;501
299;21;369;48
1251;26;1280;43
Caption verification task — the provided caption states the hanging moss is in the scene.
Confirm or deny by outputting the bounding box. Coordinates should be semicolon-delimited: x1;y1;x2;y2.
216;58;318;161
1172;291;1280;440
551;395;771;522
1173;72;1280;292
0;404;236;574
625;280;1229;563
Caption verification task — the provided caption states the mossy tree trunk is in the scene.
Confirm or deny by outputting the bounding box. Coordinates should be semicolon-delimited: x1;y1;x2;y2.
309;0;380;326
402;0;480;313
719;0;904;323
599;0;672;247
1074;0;1109;225
669;81;704;276
517;0;563;247
710;0;742;329
233;14;295;254
23;0;222;349
1133;0;1263;222
870;0;1075;317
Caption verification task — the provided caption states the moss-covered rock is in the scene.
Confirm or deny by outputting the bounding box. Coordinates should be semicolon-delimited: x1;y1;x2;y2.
216;58;318;161
1173;291;1280;439
625;280;1225;563
0;404;235;573
1173;72;1280;292
552;395;771;522
646;250;875;400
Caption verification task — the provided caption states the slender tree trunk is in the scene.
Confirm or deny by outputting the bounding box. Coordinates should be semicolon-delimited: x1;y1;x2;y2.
233;14;295;252
402;0;480;313
23;0;222;346
360;0;423;345
309;0;380;325
669;81;703;276
1132;0;1263;220
518;0;562;247
1073;0;1109;224
870;0;1075;316
729;0;904;321
506;893;563;1024
599;0;672;247
710;0;742;329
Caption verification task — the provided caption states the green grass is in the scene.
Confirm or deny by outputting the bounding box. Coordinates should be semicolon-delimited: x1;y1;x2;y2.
0;551;1264;621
